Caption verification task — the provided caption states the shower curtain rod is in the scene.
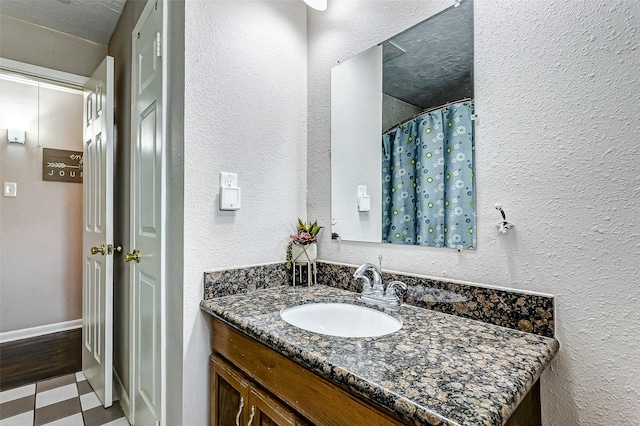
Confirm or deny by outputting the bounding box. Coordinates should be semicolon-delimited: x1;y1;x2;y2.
384;97;474;135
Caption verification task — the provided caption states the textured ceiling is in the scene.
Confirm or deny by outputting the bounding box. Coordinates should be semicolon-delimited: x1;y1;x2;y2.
0;0;126;45
383;0;473;110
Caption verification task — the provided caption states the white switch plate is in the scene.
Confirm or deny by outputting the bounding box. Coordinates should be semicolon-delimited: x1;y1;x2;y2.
4;182;17;197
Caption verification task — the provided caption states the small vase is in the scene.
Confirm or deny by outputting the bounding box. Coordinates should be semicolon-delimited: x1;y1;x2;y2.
291;242;317;263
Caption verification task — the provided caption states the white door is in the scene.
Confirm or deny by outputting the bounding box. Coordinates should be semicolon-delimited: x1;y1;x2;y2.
82;56;115;408
128;0;164;424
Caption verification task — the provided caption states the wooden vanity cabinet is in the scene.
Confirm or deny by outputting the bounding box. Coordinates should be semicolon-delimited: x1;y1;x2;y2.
211;355;248;426
210;317;541;426
211;355;304;426
210;318;407;426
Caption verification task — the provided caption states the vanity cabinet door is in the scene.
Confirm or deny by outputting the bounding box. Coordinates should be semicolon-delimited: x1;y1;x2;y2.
246;387;300;426
211;356;250;426
212;355;311;426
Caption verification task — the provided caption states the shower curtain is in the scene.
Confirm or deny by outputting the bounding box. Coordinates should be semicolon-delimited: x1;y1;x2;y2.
382;100;475;249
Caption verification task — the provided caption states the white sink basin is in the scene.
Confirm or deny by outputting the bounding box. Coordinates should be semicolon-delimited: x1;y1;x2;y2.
280;303;401;338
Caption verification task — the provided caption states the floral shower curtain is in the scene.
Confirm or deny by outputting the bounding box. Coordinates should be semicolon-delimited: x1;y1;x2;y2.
382;100;475;249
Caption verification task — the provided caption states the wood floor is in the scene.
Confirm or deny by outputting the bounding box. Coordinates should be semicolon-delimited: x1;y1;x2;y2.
0;329;82;392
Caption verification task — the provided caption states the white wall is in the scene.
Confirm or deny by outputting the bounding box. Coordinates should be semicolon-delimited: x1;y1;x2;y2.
0;75;83;332
183;0;307;424
308;1;640;424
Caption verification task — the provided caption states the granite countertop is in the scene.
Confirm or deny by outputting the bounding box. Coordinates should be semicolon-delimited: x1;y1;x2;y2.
200;284;559;426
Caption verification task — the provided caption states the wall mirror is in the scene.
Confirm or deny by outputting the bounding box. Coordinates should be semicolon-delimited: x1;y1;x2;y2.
330;0;475;249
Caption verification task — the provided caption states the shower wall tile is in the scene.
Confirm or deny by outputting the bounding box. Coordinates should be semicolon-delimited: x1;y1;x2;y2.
382;93;422;132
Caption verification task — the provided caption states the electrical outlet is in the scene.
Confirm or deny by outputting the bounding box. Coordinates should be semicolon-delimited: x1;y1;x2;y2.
4;182;17;197
219;172;238;188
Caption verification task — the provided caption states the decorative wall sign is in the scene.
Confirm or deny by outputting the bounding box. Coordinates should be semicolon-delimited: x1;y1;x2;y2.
43;148;83;183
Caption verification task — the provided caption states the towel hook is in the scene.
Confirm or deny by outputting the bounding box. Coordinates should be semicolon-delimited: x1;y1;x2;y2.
495;203;515;234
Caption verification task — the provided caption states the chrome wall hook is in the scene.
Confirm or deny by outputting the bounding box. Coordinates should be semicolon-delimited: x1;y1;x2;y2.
495;203;515;234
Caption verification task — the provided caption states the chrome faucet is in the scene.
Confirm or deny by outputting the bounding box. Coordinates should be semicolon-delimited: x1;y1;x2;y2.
353;263;407;306
353;263;382;296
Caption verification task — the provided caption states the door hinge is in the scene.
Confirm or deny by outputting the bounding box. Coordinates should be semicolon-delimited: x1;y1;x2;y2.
156;32;162;57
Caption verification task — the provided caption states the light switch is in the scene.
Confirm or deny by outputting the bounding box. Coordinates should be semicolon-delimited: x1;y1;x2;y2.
4;182;17;197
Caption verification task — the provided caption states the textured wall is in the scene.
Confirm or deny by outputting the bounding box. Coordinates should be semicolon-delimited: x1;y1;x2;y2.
183;1;307;424
0;14;107;77
308;0;640;424
0;77;83;332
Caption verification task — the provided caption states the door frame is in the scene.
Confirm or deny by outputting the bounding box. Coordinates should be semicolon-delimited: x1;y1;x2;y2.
0;58;88;88
129;0;168;424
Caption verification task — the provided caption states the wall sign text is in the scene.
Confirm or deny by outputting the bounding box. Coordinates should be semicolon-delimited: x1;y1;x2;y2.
43;148;83;183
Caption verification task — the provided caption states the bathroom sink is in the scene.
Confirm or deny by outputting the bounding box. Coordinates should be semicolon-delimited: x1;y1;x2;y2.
280;303;401;338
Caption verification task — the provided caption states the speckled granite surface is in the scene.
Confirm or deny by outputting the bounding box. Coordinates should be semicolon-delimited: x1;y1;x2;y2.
204;263;288;299
316;262;555;338
201;285;559;426
204;262;555;338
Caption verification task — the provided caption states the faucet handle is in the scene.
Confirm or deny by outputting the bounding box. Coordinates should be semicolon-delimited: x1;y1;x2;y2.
384;281;407;305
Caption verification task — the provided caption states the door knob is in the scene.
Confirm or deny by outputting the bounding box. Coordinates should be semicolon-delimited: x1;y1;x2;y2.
90;245;106;255
124;249;140;263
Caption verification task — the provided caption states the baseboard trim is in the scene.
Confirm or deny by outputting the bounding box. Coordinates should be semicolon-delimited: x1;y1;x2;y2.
113;369;132;423
0;319;82;344
0;328;82;391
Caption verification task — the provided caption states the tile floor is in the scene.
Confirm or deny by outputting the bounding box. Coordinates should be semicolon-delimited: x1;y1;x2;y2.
0;372;128;426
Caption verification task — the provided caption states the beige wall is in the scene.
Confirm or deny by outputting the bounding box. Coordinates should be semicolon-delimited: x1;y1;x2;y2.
0;75;83;332
0;15;107;78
